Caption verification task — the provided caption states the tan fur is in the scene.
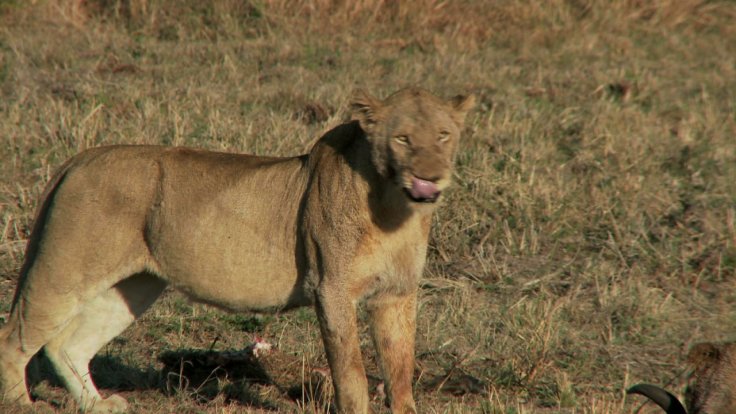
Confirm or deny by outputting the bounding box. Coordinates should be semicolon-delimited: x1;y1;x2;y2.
684;342;736;414
628;342;736;414
0;87;475;413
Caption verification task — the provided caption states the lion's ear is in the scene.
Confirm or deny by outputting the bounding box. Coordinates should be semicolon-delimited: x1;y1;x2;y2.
350;89;383;133
448;94;476;126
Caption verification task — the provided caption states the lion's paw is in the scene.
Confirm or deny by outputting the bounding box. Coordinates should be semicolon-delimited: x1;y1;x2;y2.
88;394;129;413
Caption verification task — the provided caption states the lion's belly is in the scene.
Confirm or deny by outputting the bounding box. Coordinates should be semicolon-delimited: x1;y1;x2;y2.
157;234;307;311
147;172;310;311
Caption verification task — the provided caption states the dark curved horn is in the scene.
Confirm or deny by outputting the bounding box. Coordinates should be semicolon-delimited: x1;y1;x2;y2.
627;383;687;414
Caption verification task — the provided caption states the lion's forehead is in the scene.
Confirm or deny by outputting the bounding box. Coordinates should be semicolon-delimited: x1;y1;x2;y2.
382;104;456;137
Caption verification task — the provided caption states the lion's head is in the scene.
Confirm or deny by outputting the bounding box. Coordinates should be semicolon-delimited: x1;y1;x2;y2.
350;87;475;203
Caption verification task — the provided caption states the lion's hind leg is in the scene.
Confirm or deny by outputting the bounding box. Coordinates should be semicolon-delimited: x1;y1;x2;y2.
0;278;89;406
0;321;34;406
43;273;166;413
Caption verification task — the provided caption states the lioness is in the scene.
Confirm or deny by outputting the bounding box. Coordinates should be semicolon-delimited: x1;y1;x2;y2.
0;87;475;413
628;342;736;414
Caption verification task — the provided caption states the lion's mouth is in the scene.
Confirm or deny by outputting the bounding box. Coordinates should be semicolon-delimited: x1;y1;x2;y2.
403;188;440;203
404;176;441;203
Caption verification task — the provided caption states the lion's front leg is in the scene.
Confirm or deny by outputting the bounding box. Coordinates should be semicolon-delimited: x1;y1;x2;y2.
315;286;369;413
367;292;418;414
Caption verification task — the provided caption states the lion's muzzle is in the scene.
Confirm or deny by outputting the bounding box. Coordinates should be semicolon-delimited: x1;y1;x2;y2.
406;176;441;203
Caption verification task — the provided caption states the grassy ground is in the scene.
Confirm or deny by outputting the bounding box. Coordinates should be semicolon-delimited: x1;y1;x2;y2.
1;0;735;412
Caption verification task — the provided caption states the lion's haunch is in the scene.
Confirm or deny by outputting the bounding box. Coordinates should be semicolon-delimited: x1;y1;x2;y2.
409;177;439;200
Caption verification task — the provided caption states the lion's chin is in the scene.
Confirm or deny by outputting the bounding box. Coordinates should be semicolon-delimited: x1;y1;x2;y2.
403;187;441;203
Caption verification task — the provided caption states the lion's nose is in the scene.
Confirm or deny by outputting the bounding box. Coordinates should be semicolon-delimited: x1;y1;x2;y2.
409;176;440;200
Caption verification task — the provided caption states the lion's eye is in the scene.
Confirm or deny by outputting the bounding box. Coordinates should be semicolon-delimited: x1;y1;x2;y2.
438;131;451;143
394;135;410;145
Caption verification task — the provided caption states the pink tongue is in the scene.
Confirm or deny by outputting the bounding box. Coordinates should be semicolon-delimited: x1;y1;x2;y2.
410;177;439;199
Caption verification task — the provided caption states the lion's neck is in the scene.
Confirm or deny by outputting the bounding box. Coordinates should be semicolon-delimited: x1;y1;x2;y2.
348;128;436;232
306;121;435;232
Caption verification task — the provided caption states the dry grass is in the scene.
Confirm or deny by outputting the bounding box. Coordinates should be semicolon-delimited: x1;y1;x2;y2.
1;0;735;412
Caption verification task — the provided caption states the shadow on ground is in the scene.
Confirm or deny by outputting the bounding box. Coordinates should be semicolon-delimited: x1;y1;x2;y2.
27;348;293;410
27;347;487;410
